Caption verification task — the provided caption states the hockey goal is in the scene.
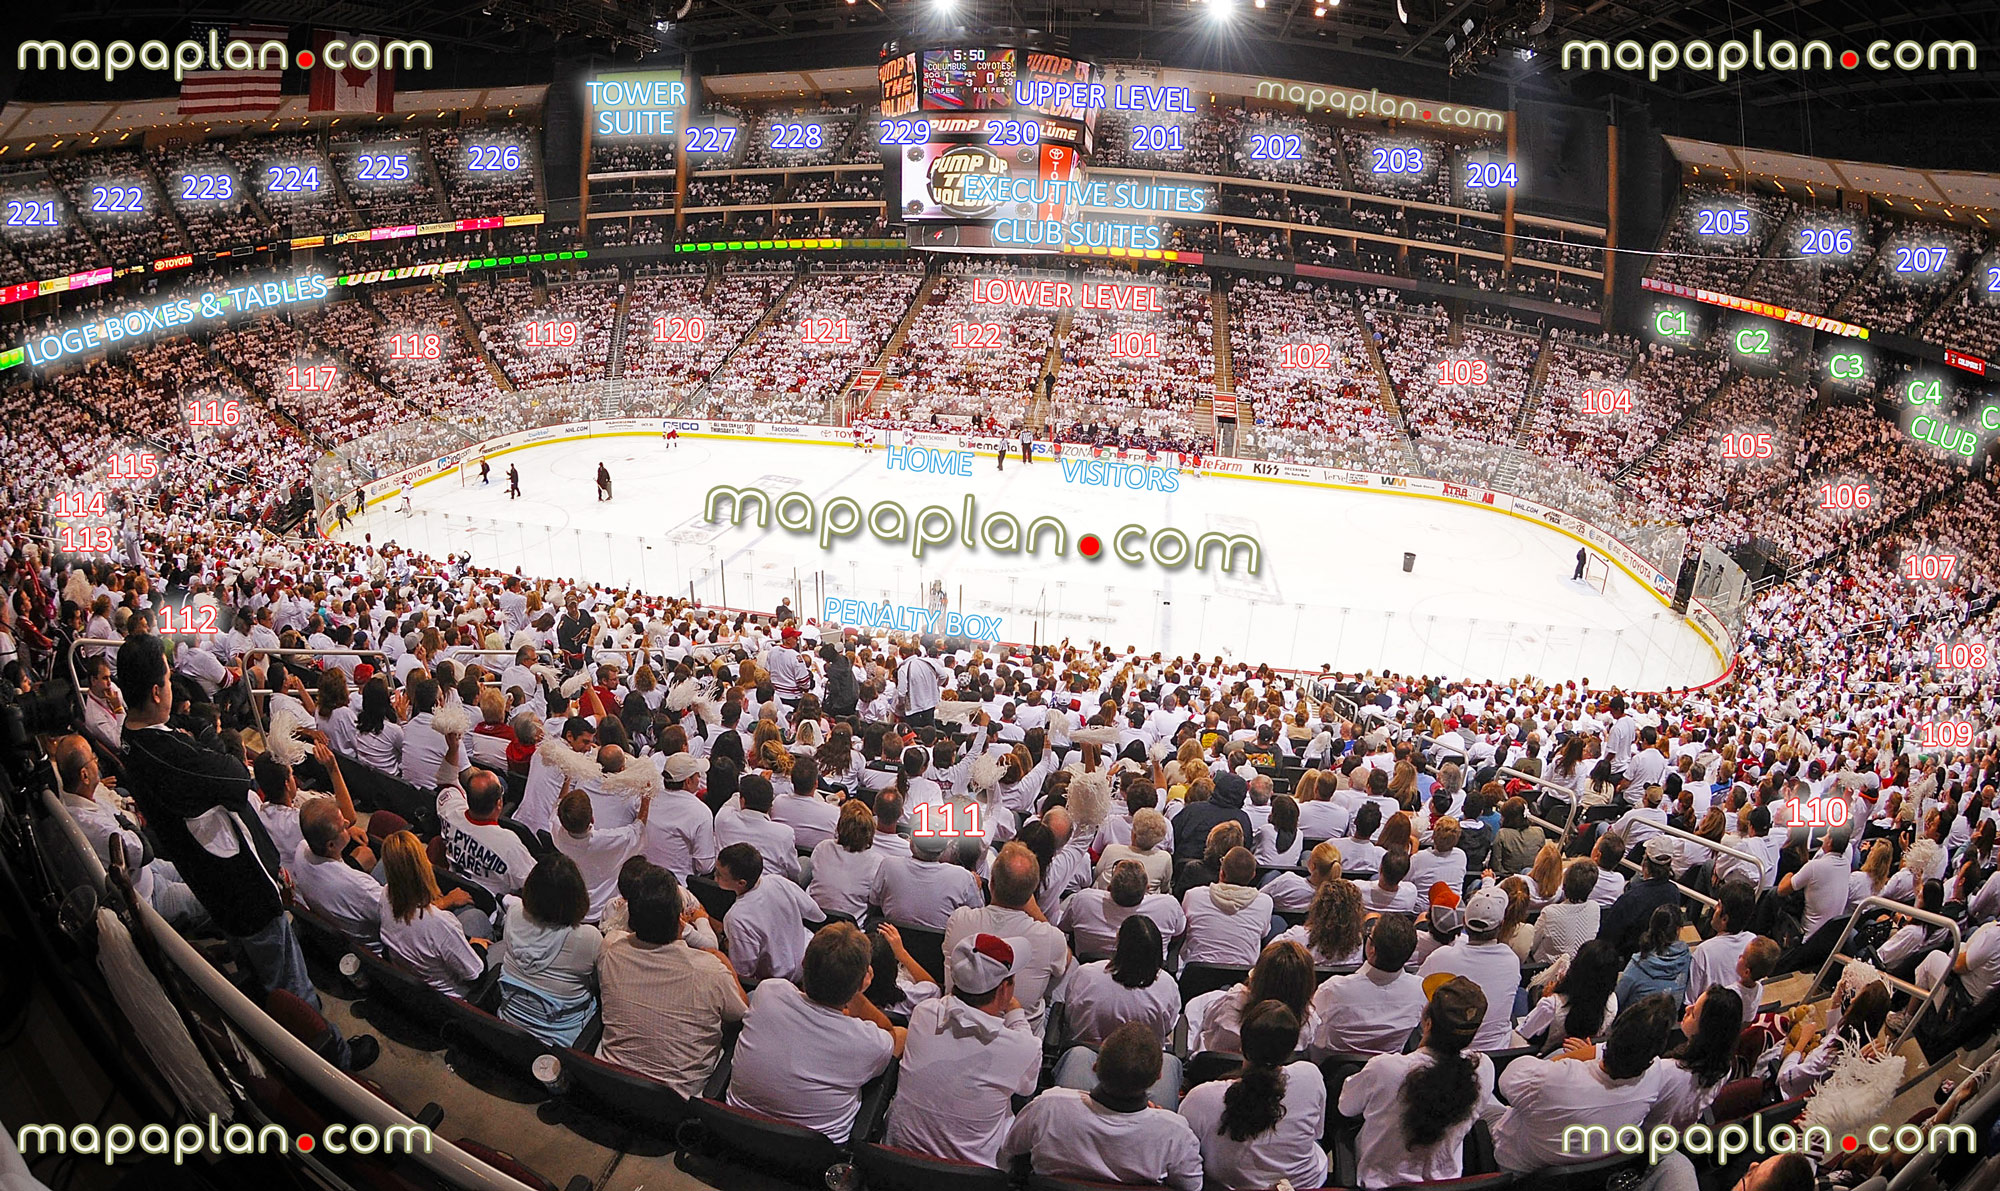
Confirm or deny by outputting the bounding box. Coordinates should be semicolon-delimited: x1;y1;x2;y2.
459;456;490;487
1582;552;1611;594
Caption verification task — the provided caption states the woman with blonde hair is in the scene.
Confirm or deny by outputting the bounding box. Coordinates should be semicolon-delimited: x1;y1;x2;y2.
1388;759;1420;810
1526;841;1564;909
1407;817;1465;910
378;831;488;997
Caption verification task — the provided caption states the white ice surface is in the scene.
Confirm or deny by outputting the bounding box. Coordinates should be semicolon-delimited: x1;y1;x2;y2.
341;435;1724;688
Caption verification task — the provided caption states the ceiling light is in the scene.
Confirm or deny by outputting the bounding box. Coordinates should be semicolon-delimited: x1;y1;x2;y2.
1313;4;1326;13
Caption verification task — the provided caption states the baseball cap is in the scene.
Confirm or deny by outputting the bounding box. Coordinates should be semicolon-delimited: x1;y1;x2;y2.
1644;836;1676;865
1463;886;1509;932
661;753;710;781
1422;974;1488;1043
950;933;1017;995
910;829;949;859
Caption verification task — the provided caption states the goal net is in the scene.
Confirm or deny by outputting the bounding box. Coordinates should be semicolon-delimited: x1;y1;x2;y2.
459;456;489;487
1583;552;1612;594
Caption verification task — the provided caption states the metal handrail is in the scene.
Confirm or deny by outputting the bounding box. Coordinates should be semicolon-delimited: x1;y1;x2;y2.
1497;765;1585;839
35;788;539;1191
70;638;390;735
1810;894;1964;1053
1886;1050;2000;1190
1602;823;1762;911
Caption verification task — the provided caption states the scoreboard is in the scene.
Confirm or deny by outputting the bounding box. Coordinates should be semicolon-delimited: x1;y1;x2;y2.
881;45;1101;253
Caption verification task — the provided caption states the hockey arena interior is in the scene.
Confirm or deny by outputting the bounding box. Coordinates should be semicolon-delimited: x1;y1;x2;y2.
7;3;2000;1191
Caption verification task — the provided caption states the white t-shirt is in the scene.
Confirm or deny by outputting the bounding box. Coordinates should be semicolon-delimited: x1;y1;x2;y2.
807;841;884;920
1060;961;1181;1047
1055;890;1187;960
1961;921;2000;1001
1417;939;1521;1052
1339;1049;1500;1189
1360;881;1419;915
722;877;825;983
726;979;896;1145
438;789;536;897
1492;1056;1666;1172
1180;1061;1330;1191
377;900;485;996
1310;965;1427;1057
553;821;646;923
1686;930;1755;1005
999;1088;1204;1191
291;841;384;945
1791;851;1853;937
944;905;1072;1029
883;996;1041;1168
1180;885;1274;967
871;855;984;931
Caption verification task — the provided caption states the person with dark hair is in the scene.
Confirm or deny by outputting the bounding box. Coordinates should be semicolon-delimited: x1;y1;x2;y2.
1054;857;1187;961
1645;986;1743;1128
493;854;602;1045
717;773;802;882
883;932;1041;1168
1311;912;1425;1056
1340;976;1499;1188
440;768;537;898
1492;994;1678;1171
1602;836;1684;952
1001;1020;1204;1190
715;840;824;983
1777;978;1891;1098
1197;939;1317;1055
1688;879;1760;1000
352;676;405;775
1618;904;1692;1004
1061;915;1181;1053
553;785;652;923
1518;938;1621;1049
1180;1000;1328;1189
596;862;747;1095
115;635;381;1071
1877;879;1952;980
1418;885;1521;1051
1530;859;1602;963
517;714;598;837
727;922;904;1145
1360;847;1416;913
808;799;887;919
1172;771;1254;867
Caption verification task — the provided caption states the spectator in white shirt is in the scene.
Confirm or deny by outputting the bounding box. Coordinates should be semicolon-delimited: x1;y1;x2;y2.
1094;806;1173;893
1417;886;1521;1051
808;799;886;919
872;829;984;930
1061;915;1182;1054
1058;859;1187;960
1775;828;1854;973
377;830;488;997
1360;848;1418;914
79;655;125;755
771;754;840;850
1588;832;1629;905
1274;877;1367;967
438;770;536;899
1491;995;1678;1171
1000;1021;1204;1191
715;774;802;883
399;676;465;791
1517;938;1621;1048
1532;860;1603;963
1310;911;1426;1057
726;922;904;1145
944;842;1072;1030
290;799;383;945
1646;986;1744;1129
552;787;651;923
1406;817;1467;911
1196;940;1318;1056
883;932;1042;1168
1339;976;1502;1189
1181;847;1275;967
716;841;825;983
643;753;717;880
1180;1000;1329;1191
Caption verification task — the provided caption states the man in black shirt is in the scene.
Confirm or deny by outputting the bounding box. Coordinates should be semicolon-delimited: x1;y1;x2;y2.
1573;546;1588;581
507;464;521;499
116;635;379;1070
596;462;612;501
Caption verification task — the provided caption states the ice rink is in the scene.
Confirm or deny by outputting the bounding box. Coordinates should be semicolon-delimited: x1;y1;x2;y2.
340;434;1725;689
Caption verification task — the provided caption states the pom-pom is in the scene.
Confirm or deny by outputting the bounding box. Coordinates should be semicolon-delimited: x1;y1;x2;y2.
560;672;591;698
694;697;724;726
430;701;473;736
1906;838;1944;877
1046;714;1072;746
970;752;1007;793
1798;1048;1906;1142
600;761;663;799
529;664;561;689
935;700;982;725
510;629;538;650
1068;771;1112;829
536;738;603;784
1070;725;1121;747
664;678;704;713
265;704;314;768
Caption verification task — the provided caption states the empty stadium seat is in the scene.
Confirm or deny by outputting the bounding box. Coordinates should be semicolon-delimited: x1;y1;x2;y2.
451;1138;592;1191
680;1097;849;1187
437;996;561;1096
551;1046;707;1150
1179;963;1250;1003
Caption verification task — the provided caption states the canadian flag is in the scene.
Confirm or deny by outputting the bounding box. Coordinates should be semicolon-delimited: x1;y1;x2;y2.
308;31;395;113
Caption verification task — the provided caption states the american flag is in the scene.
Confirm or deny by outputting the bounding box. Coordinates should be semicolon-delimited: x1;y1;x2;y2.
177;23;290;117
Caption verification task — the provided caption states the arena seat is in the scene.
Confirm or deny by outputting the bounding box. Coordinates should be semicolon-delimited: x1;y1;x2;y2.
1386;1173;1516;1191
853;1142;1013;1191
347;946;454;1046
288;904;363;994
1527;1151;1644;1191
437;995;562;1098
687;873;737;920
680;1097;850;1188
551;1046;711;1151
893;926;947;981
450;1138;592;1191
1023;1174;1179;1191
338;753;438;837
1182;1050;1244;1089
1179;963;1250;1003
